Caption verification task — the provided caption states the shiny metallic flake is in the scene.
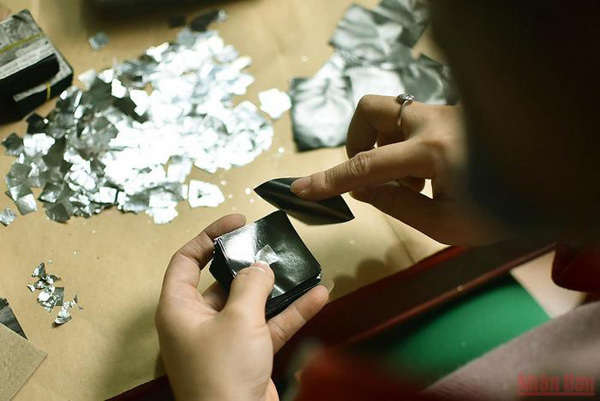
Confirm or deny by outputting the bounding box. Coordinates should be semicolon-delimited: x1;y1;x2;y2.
167;156;193;183
2;133;23;156
29;262;79;325
15;193;37;215
146;206;178;224
88;31;109;50
32;262;46;278
258;88;291;119
77;69;97;89
0;208;16;226
5;18;273;224
188;180;224;208
54;305;72;325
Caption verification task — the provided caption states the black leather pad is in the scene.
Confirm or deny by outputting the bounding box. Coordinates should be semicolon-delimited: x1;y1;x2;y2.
254;177;354;225
210;210;322;318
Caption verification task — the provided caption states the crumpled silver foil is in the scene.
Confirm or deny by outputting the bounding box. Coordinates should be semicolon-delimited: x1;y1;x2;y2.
188;180;224;208
258;88;291;119
290;0;457;150
344;54;457;106
88;31;109;50
330;4;412;66
290;53;355;151
4;21;273;224
374;0;430;47
55;295;81;326
0;207;16;226
28;262;81;325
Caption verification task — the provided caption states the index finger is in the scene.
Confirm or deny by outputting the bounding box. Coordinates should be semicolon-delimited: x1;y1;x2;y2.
293;141;433;200
346;95;402;158
346;95;425;158
161;214;246;296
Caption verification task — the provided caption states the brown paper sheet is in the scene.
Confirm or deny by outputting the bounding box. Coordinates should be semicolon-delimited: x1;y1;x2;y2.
0;1;554;400
0;324;46;401
0;0;440;399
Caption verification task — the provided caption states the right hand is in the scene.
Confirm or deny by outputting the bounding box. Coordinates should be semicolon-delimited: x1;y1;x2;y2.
156;214;329;401
290;95;508;246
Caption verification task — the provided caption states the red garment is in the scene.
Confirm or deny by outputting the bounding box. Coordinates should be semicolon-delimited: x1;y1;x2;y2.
296;244;599;401
295;351;446;401
552;242;600;292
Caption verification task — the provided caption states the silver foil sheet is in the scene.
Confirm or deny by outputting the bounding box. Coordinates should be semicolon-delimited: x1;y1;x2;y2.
2;133;23;156
290;53;355;151
374;0;430;47
291;0;457;151
344;55;457;106
4;19;273;224
330;4;412;66
344;65;404;106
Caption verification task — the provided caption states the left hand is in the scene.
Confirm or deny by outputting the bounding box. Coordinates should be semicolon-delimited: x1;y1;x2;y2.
291;96;507;246
155;214;330;401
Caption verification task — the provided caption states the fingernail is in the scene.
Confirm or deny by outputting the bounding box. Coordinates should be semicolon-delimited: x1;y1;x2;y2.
251;261;270;273
321;279;335;293
291;176;311;195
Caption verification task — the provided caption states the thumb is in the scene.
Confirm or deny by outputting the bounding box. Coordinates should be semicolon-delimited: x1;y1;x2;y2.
224;262;275;323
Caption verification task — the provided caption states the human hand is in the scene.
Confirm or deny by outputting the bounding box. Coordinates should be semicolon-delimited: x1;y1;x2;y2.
291;95;507;245
155;214;329;401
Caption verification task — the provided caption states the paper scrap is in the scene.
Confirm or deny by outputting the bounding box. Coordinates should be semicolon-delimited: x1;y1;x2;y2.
0;324;46;401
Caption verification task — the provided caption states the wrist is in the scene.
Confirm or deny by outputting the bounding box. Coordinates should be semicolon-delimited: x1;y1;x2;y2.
175;383;248;401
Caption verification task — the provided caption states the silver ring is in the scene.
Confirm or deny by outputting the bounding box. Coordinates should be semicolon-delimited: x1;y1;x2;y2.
396;94;415;135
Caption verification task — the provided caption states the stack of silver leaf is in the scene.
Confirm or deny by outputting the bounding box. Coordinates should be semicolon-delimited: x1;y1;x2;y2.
2;26;273;224
290;0;458;151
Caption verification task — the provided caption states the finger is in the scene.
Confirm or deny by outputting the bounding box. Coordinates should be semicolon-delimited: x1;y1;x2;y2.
291;141;433;200
202;281;227;311
224;262;275;323
268;285;329;353
352;184;503;246
398;176;426;192
161;214;246;297
346;95;425;158
346;95;402;158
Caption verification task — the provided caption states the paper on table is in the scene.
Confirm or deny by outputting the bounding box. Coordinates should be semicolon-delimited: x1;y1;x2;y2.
0;324;46;401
